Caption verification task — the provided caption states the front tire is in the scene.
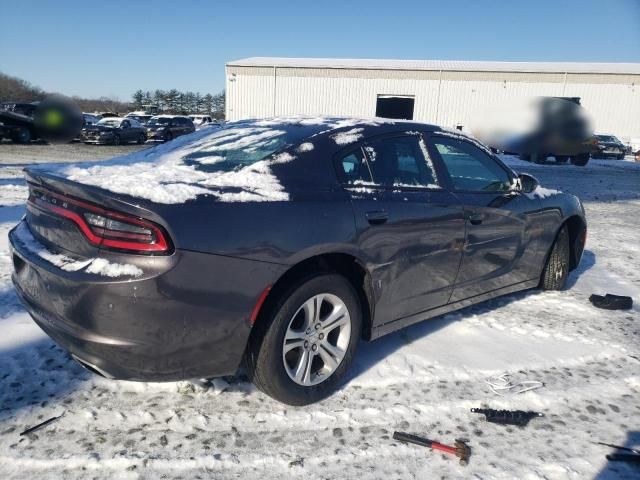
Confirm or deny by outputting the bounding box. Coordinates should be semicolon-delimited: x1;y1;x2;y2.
246;274;362;406
540;225;570;290
112;134;121;146
11;127;32;144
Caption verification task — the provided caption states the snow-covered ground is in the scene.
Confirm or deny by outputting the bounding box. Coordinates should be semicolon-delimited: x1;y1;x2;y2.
0;155;638;479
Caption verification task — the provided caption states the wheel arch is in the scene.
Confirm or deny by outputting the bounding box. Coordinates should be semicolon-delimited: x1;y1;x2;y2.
564;214;587;271
251;252;375;343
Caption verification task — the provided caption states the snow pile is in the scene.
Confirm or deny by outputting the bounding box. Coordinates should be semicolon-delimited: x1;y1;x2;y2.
0;185;28;206
531;186;561;199
11;222;143;278
331;128;364;145
296;142;314;153
84;258;143;278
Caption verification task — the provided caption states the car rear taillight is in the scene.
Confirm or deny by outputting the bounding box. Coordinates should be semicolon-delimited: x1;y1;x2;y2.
27;184;171;254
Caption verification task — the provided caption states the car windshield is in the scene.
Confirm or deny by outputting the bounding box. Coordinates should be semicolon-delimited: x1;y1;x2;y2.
97;118;122;127
182;125;313;172
597;135;617;142
147;117;172;125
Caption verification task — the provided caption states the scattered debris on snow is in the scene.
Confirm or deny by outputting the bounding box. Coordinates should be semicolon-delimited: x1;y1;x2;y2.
470;408;544;427
484;374;544;396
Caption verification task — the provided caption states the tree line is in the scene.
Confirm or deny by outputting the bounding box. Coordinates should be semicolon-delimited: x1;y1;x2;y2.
0;72;131;113
132;90;225;118
0;72;226;118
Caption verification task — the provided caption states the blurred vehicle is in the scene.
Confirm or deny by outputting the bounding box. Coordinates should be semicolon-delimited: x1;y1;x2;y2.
474;97;597;166
1;98;83;144
125;111;154;124
146;115;195;142
81;117;147;145
189;114;219;129
0;102;39;143
593;134;626;160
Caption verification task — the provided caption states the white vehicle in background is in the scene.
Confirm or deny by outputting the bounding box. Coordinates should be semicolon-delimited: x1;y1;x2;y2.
126;111;154;125
189;115;220;129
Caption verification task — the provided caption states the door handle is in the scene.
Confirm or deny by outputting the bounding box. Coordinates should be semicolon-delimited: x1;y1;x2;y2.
468;213;483;225
366;210;389;225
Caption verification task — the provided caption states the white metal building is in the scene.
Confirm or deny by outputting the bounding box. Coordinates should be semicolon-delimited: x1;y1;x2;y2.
225;57;640;138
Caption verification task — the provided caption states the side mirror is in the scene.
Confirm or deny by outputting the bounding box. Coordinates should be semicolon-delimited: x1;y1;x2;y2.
517;173;540;194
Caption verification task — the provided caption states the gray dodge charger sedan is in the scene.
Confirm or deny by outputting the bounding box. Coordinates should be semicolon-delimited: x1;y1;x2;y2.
9;117;586;405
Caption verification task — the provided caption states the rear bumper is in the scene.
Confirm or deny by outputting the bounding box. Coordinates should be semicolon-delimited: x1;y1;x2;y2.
9;221;285;381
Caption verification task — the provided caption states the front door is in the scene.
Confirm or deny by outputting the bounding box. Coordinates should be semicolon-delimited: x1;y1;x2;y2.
336;133;465;325
426;134;543;301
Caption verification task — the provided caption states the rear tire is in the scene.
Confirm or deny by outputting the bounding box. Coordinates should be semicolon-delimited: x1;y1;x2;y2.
540;225;570;290
164;131;173;142
112;134;121;146
137;133;146;144
617;153;625;160
246;274;362;406
555;155;568;164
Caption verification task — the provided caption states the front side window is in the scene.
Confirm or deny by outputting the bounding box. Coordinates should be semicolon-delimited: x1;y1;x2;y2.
431;137;512;192
363;135;438;188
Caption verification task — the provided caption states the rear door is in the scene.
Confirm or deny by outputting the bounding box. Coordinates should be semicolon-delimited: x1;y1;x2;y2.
426;134;542;301
337;133;465;325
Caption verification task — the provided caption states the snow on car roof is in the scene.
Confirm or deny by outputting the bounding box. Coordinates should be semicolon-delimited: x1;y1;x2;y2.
228;57;640;75
47;117;415;205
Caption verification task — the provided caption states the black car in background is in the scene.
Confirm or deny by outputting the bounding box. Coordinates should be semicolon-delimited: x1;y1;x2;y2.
9;118;587;405
146;115;195;142
80;117;147;145
593;134;626;160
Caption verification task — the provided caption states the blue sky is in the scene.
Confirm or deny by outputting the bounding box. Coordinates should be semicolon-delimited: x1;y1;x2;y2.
1;0;639;101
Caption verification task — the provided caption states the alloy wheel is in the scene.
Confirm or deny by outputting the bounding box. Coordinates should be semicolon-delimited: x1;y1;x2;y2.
282;293;351;387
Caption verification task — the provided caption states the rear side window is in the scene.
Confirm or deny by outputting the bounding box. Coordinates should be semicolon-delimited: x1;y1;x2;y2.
338;148;372;184
431;137;511;192
363;135;438;187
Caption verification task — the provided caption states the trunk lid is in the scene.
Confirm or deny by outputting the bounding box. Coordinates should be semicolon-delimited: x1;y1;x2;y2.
24;168;172;257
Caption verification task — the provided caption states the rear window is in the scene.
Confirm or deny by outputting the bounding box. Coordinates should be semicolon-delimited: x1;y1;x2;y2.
148;117;172;125
97;118;123;127
181;125;313;172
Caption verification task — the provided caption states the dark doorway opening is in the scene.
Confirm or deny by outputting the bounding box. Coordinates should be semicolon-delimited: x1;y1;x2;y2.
375;95;415;120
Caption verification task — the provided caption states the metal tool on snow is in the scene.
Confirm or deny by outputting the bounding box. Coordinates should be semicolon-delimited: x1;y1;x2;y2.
393;431;471;465
20;411;65;436
595;442;640;455
471;408;543;427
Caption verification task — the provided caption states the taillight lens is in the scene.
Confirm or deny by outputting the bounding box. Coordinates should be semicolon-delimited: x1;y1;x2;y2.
27;184;171;254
